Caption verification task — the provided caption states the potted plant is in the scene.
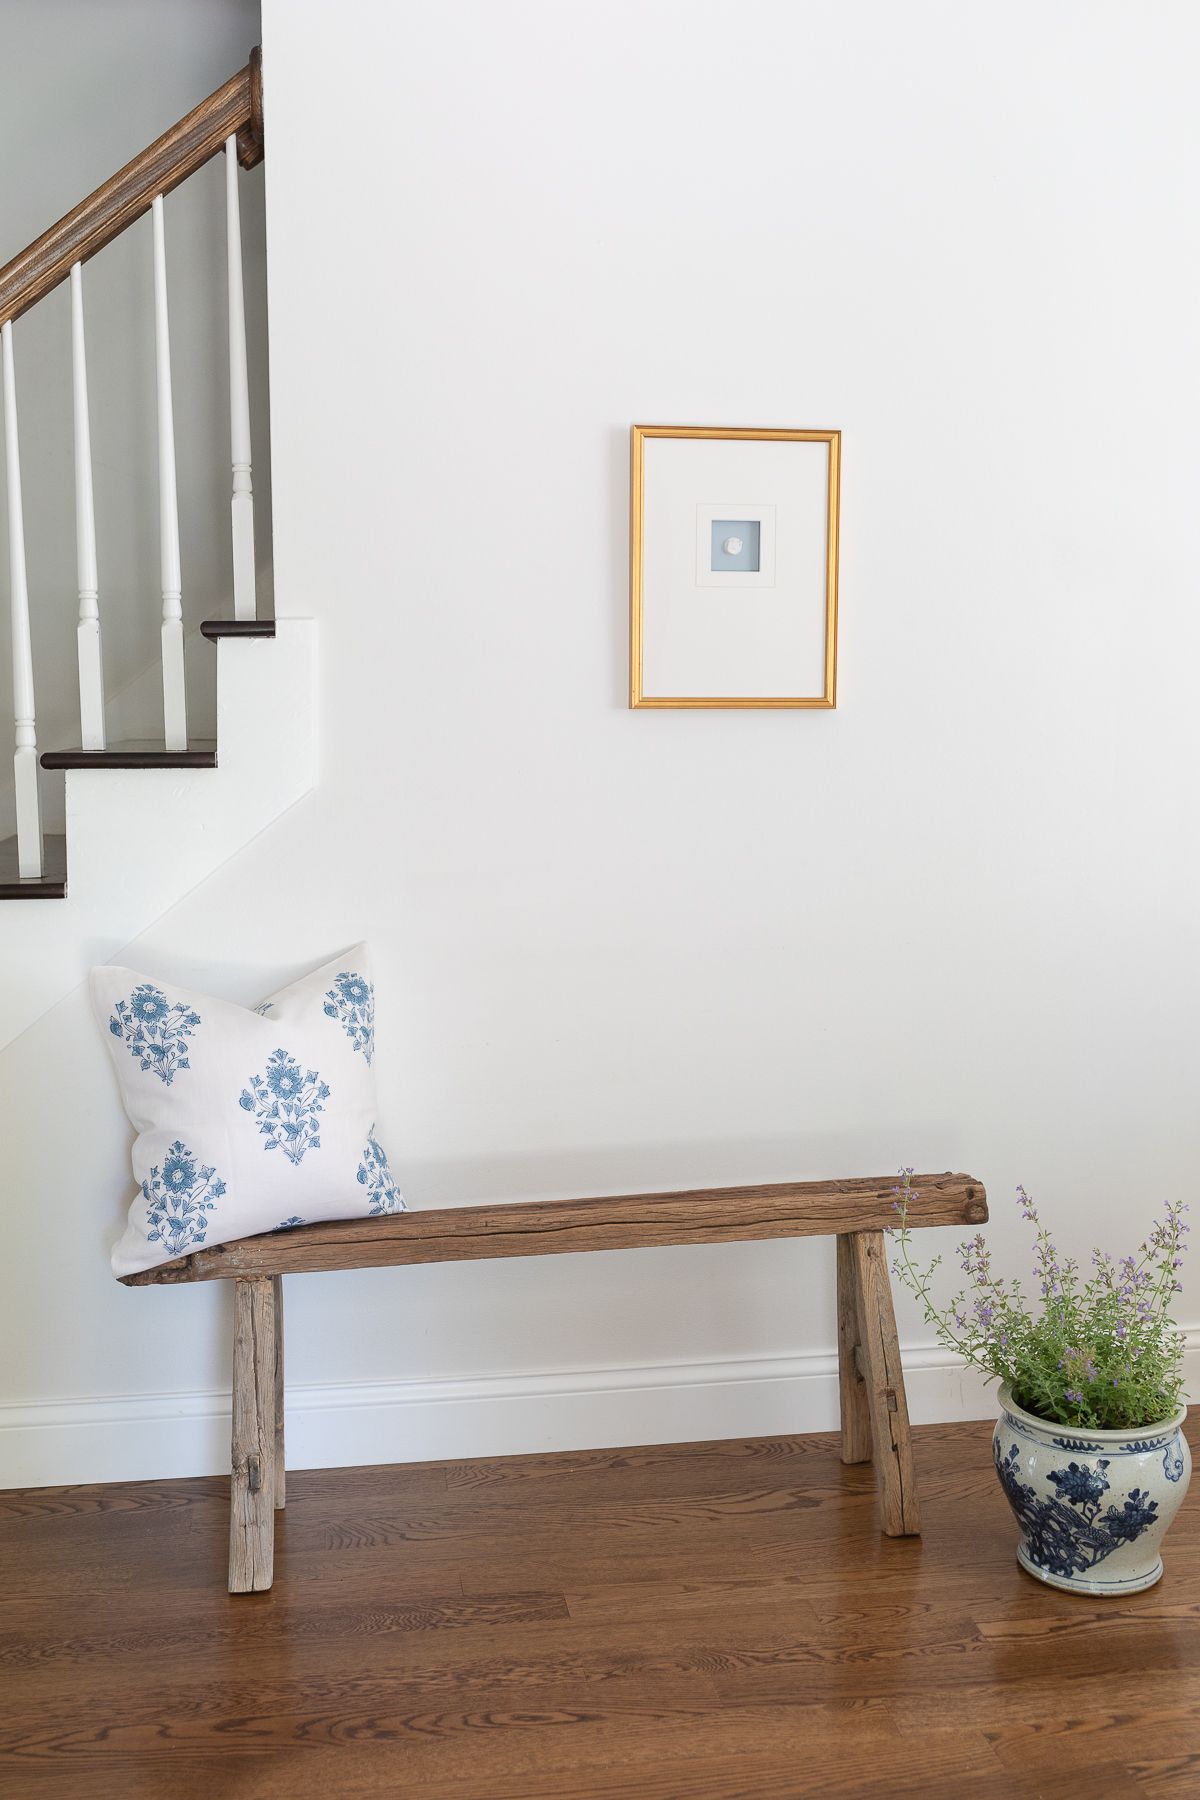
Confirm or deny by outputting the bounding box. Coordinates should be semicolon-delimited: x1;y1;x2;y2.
891;1170;1192;1595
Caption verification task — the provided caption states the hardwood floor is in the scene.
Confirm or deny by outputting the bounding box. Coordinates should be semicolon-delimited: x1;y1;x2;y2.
2;1415;1198;1798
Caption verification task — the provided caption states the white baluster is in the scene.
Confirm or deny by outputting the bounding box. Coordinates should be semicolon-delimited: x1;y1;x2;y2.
226;136;256;620
72;262;104;751
152;195;187;751
2;320;43;879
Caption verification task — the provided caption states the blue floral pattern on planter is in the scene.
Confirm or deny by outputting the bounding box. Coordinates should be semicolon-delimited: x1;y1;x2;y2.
994;1442;1160;1580
142;1140;224;1259
324;971;374;1065
239;1048;329;1165
273;1216;305;1232
357;1127;405;1216
109;984;200;1085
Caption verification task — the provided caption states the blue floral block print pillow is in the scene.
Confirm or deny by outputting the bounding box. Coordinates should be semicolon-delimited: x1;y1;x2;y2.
92;945;406;1277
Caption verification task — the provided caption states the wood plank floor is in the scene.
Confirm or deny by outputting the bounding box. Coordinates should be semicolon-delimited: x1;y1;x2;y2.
2;1414;1198;1798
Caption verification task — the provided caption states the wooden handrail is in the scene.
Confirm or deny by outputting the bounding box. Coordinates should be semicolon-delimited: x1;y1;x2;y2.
0;48;262;328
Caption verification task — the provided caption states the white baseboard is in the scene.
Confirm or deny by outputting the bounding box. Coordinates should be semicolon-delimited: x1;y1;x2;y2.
4;1330;1198;1489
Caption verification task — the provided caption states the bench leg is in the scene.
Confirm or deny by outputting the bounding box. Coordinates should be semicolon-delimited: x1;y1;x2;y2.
844;1230;921;1538
229;1275;276;1592
273;1274;286;1510
836;1234;872;1464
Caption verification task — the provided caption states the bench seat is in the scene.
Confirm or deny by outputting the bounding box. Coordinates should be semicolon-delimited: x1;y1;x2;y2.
120;1170;986;1282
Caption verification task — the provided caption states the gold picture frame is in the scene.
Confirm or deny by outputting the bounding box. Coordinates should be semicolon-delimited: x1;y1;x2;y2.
629;425;841;709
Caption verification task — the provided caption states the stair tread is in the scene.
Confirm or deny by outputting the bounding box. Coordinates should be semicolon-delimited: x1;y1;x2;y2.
201;618;275;640
41;741;216;770
0;833;67;899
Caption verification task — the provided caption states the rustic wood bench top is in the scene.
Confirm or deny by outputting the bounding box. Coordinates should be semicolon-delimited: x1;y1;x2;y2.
120;1170;987;1283
121;1170;988;1592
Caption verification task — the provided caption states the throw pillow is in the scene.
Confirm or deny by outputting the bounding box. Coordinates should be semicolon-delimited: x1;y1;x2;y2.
93;945;405;1277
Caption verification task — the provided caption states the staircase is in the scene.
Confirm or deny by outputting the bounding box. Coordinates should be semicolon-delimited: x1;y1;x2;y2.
0;49;315;1044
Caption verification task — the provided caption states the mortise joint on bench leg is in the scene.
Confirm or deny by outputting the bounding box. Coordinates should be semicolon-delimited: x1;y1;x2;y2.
229;1275;276;1592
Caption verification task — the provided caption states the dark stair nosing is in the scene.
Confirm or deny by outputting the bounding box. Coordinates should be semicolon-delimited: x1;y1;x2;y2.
0;832;67;899
201;618;276;641
41;741;217;771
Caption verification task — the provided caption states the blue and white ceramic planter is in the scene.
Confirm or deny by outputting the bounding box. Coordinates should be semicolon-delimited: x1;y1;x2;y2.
993;1385;1191;1596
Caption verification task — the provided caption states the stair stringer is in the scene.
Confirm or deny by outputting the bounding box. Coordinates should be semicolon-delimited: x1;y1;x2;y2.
0;619;315;1049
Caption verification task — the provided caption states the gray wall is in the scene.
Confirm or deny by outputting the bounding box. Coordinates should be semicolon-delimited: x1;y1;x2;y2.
0;0;270;832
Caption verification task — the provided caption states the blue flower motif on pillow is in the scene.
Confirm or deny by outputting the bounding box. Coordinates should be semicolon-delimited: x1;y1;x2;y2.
142;1139;224;1259
324;970;374;1064
239;1048;329;1165
109;984;201;1085
357;1126;405;1216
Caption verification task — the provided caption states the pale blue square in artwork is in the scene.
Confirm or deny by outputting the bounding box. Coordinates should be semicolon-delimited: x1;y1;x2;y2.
710;520;761;572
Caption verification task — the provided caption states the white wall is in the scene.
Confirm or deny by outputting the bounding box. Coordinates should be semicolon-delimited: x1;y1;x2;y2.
3;0;1199;1486
0;0;270;833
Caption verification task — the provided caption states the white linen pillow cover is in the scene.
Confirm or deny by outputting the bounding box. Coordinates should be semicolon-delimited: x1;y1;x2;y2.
93;944;405;1277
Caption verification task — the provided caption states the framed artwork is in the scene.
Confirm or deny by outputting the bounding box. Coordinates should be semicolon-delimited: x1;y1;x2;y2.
629;425;841;708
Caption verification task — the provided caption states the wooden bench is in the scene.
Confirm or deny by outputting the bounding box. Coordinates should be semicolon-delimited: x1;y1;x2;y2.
121;1170;988;1592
